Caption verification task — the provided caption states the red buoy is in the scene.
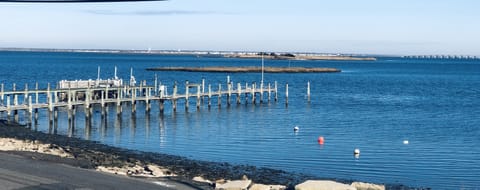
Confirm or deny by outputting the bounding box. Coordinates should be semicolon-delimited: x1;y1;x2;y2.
317;136;325;144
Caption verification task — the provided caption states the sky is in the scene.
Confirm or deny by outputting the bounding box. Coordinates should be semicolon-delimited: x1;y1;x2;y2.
0;0;479;55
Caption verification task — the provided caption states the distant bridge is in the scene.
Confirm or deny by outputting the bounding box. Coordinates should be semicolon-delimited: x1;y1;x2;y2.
402;55;478;60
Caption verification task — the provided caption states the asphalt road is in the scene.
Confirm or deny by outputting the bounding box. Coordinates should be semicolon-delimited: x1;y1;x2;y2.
0;152;207;190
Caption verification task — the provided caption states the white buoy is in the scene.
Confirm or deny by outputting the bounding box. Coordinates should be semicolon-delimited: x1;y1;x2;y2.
354;148;360;155
403;140;409;145
293;126;299;132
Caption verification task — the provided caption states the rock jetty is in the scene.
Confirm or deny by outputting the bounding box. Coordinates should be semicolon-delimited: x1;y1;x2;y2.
146;66;341;73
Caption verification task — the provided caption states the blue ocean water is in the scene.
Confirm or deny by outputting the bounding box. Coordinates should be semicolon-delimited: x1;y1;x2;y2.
1;51;479;189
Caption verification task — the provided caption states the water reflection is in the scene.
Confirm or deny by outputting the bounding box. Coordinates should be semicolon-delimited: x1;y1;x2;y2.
159;114;167;148
114;114;122;144
130;113;136;139
85;116;91;140
145;113;150;139
67;113;75;137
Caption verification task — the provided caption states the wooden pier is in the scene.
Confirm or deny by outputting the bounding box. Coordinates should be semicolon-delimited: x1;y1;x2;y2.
0;79;282;125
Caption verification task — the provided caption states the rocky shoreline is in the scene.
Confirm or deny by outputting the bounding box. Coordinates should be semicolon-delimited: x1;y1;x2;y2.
0;120;411;190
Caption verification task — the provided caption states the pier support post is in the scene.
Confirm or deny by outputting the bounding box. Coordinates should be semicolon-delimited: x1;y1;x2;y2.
14;110;19;123
48;111;53;128
6;95;11;116
202;78;205;94
54;107;59;124
35;82;39;104
227;82;231;106
285;83;289;106
172;82;177;112
146;87;151;113
34;108;38;124
236;83;241;105
84;89;92;118
154;74;158;96
274;81;278;102
208;84;212;108
27;95;33;115
245;83;249;104
217;84;222;107
54;90;58;104
67;107;73;129
196;86;201;109
251;83;256;104
67;90;72;111
26;96;33;127
13;83;18;107
131;88;136;115
185;81;189;111
116;88;122;116
23;83;28;105
101;90;106;117
268;83;271;102
46;83;50;102
47;92;53;126
260;82;264;104
307;81;311;102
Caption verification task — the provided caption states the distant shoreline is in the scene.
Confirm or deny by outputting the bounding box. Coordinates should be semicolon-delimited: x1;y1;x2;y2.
0;47;376;61
146;66;341;73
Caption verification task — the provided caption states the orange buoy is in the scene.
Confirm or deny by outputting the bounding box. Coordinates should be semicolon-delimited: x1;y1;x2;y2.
317;136;325;144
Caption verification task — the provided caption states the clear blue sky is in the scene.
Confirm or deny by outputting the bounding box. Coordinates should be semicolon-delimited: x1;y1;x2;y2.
1;0;479;55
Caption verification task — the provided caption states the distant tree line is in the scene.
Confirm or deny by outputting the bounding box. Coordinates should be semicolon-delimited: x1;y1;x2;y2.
257;52;296;57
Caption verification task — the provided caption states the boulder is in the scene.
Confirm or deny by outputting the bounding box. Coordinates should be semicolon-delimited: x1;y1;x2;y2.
193;176;213;185
249;183;286;190
351;182;385;190
146;164;175;177
215;179;252;190
295;180;356;190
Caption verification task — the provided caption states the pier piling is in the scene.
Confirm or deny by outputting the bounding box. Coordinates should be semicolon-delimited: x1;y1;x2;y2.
23;83;28;105
35;82;39;104
146;88;151;113
196;86;201;109
236;83;241;104
131;88;136;115
251;83;256;104
307;81;311;102
185;81;189;111
217;84;222;107
208;84;212;108
6;96;11;116
260;82;264;103
227;82;231;106
13;83;18;107
286;83;289;106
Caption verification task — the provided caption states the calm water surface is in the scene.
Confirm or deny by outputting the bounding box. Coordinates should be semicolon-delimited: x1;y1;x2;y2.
1;51;479;189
